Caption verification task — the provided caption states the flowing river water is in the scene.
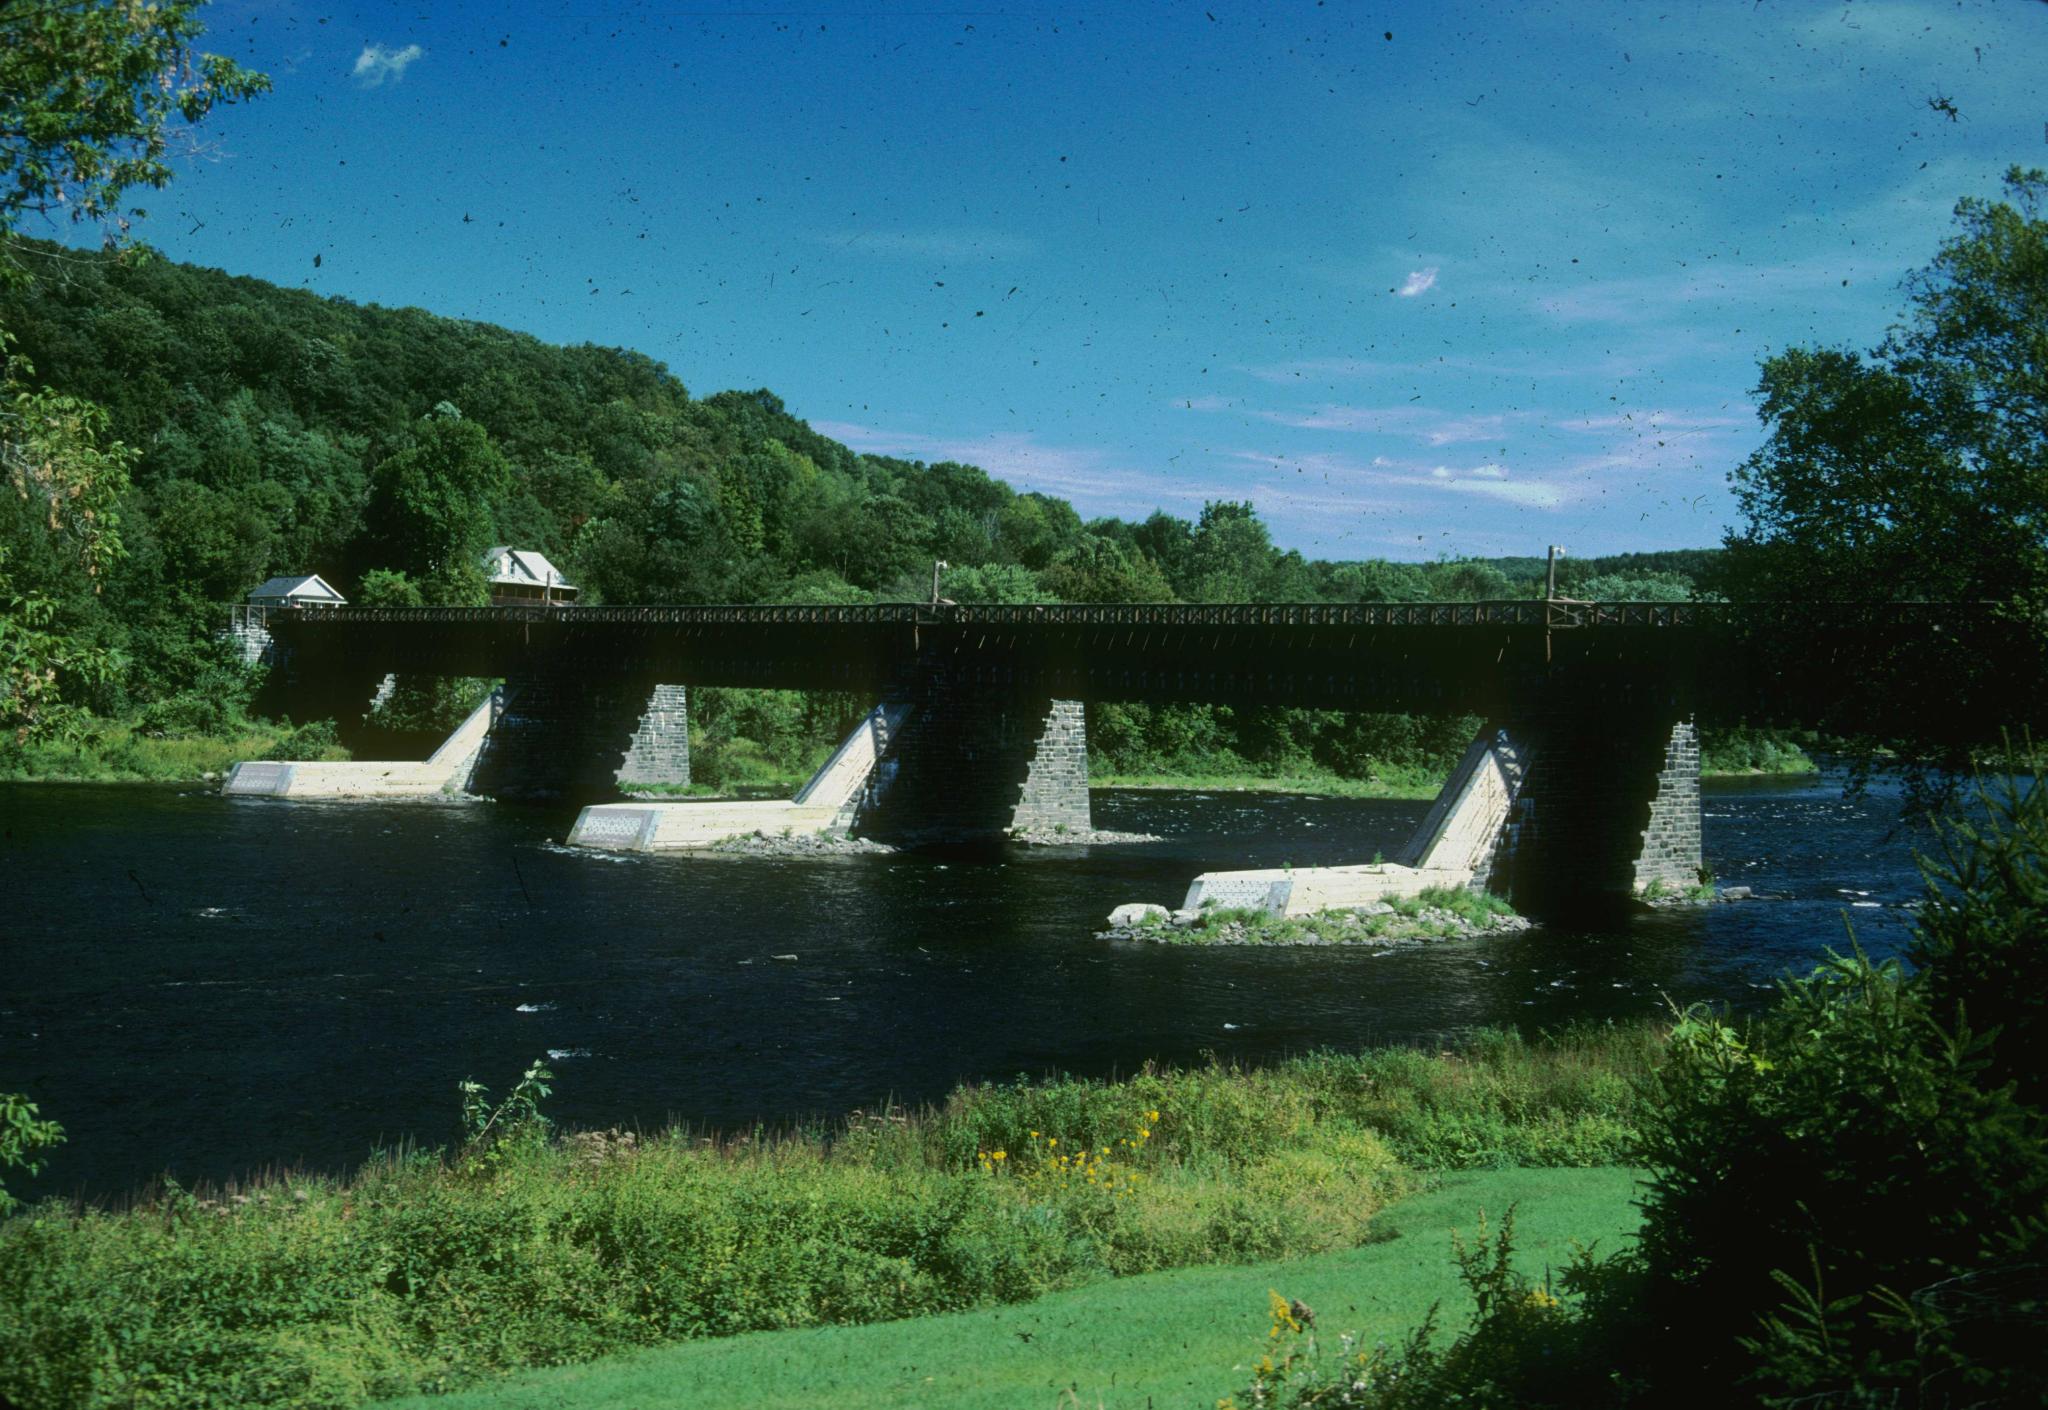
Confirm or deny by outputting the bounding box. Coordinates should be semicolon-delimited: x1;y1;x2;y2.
1;773;1933;1200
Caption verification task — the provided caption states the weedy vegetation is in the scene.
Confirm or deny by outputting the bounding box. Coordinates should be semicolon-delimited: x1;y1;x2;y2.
0;1024;1659;1409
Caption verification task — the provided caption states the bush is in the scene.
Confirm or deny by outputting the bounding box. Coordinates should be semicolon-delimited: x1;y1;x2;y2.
1632;955;2048;1399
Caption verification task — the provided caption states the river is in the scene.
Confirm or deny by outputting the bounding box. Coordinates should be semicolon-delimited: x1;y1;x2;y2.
0;773;1933;1200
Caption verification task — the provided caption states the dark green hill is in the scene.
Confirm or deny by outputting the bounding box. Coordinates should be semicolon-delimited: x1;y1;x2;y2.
0;241;1718;724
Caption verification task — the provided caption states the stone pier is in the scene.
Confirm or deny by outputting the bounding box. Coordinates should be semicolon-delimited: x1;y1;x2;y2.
849;673;1090;844
1176;700;1700;918
469;677;690;802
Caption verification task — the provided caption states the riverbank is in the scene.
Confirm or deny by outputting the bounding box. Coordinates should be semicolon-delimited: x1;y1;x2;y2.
380;1165;1644;1410
1089;769;1445;799
0;1025;1660;1410
3;721;1819;793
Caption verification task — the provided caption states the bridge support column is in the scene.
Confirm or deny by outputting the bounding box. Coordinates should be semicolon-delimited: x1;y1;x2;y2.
849;672;1090;844
1495;706;1701;912
616;684;691;789
469;677;688;802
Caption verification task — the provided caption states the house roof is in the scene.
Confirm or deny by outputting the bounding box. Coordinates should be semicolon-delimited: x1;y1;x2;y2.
248;573;346;603
483;547;574;589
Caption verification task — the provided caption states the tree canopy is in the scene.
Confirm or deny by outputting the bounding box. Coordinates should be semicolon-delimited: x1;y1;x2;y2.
1717;167;2048;757
0;0;268;284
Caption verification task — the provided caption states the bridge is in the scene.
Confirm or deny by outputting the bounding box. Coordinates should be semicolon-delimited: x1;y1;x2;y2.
228;599;1997;914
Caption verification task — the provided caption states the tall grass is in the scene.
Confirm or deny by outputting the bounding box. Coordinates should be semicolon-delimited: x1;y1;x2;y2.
0;719;346;783
0;1025;1662;1410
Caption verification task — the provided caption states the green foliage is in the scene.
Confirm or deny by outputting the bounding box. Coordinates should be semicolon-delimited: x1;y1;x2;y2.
0;0;268;283
1913;766;2048;1108
365;408;510;604
456;1060;554;1175
356;568;424;608
1716;168;2048;758
1086;701;1481;785
0;1092;63;1215
1;334;136;741
686;687;862;792
1698;725;1815;775
1350;764;2048;1406
1569;570;1694;602
1629;955;2048;1402
0;1028;1660;1409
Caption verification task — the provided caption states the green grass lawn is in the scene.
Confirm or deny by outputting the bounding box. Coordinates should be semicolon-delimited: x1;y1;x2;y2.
379;1166;1641;1410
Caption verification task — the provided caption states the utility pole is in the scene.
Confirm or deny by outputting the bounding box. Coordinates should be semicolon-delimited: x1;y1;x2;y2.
1545;545;1564;600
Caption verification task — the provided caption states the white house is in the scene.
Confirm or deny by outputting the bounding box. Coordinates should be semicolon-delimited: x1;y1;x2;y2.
247;573;347;610
482;547;578;606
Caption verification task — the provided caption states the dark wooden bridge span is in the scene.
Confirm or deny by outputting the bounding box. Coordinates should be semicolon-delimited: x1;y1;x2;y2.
241;599;2023;910
265;598;1983;718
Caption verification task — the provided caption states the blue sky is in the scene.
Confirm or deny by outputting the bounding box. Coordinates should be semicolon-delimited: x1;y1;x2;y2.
97;0;2045;559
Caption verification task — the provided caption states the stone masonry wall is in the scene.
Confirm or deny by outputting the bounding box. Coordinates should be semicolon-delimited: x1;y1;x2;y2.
1495;701;1701;911
1632;720;1701;892
470;676;685;802
220;621;275;667
852;667;1091;843
616;684;691;788
1012;699;1092;833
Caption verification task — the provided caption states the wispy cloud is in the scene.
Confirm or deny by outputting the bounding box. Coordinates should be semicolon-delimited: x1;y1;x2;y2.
1190;398;1521;446
809;421;1161;512
1228;450;1568;512
1531;255;1895;326
1395;267;1439;298
353;43;424;87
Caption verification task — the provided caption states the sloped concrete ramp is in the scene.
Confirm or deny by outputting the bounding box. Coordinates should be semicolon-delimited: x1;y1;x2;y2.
567;703;911;852
221;689;502;801
1177;727;1530;917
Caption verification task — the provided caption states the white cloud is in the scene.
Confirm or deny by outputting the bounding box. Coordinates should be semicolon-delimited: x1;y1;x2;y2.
1442;477;1563;509
1229;449;1566;512
353;43;424;87
1189;398;1520;446
1395;267;1439;298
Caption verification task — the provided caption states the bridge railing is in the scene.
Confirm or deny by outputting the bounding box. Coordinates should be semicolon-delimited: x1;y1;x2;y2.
263;600;1991;632
266;600;1724;629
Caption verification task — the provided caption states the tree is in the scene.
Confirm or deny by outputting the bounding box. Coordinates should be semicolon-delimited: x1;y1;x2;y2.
1726;169;2048;604
363;406;509;604
1039;536;1176;602
1185;500;1275;603
1;335;133;739
0;0;268;283
1716;168;2048;756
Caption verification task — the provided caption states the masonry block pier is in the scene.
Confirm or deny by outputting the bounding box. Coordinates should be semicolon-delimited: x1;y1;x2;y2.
470;677;690;802
1179;695;1702;916
853;672;1090;843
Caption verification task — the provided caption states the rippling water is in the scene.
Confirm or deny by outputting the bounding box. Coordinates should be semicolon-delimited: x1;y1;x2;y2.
0;773;1936;1199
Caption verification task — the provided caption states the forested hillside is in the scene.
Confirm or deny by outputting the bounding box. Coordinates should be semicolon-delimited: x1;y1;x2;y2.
0;240;1717;784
